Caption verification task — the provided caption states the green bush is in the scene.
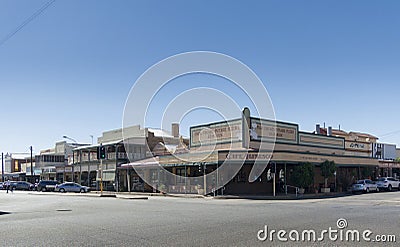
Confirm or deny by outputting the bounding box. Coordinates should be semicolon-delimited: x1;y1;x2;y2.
321;160;336;188
292;162;314;189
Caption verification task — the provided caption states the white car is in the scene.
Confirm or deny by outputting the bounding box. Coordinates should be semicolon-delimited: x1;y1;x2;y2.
54;182;90;193
376;177;400;191
351;179;379;193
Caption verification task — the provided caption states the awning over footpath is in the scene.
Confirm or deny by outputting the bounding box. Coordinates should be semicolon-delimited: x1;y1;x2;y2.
121;157;160;168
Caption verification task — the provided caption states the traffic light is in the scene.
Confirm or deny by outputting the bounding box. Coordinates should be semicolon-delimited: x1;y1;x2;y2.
270;163;275;173
97;145;106;160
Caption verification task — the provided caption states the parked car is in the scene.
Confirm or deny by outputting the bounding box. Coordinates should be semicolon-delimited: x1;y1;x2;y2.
36;180;60;192
376;177;400;191
351;179;379;193
54;182;90;193
0;182;3;189
11;181;34;191
132;182;144;192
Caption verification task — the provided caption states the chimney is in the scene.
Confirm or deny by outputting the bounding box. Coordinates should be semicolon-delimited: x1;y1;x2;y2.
171;123;179;138
316;124;321;135
327;126;332;136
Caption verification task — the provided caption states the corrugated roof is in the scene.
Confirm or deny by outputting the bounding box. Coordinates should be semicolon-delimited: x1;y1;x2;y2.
349;132;378;139
9;153;31;160
73;140;124;151
148;128;174;138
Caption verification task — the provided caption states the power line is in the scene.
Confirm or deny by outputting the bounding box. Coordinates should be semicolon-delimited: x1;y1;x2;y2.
379;129;400;138
0;0;56;47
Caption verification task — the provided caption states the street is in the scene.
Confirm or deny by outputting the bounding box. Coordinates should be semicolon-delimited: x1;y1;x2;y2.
1;191;399;246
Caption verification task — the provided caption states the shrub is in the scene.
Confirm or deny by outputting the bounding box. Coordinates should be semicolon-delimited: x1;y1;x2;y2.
292;162;314;189
320;160;336;188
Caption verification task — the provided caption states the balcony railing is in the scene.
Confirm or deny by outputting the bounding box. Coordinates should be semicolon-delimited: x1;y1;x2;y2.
73;152;145;163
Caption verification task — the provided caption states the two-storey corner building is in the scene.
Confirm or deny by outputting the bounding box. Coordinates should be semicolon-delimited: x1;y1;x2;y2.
71;124;187;192
124;109;380;196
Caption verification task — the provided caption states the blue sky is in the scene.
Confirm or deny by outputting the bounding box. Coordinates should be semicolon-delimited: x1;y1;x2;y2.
0;0;399;153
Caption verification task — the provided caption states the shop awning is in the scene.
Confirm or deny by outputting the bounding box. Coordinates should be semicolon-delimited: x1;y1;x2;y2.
121;157;160;168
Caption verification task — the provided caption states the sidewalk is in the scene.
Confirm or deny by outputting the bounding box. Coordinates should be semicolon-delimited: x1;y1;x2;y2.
88;191;149;200
114;191;204;199
212;192;351;200
28;190;351;200
28;191;148;200
112;191;351;200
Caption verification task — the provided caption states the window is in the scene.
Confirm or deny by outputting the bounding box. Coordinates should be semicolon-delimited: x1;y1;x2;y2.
176;168;186;184
236;170;246;183
14;160;19;171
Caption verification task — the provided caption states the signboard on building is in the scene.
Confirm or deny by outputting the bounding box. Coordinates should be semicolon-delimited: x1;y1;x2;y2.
190;119;242;147
219;151;273;162
345;141;371;153
249;118;298;144
299;132;345;149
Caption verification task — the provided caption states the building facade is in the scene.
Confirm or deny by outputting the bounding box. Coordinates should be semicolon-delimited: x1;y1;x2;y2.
36;141;87;182
124;109;381;195
71;124;186;191
1;153;33;182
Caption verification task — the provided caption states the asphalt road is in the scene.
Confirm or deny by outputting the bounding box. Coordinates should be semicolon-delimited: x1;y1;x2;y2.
1;190;399;246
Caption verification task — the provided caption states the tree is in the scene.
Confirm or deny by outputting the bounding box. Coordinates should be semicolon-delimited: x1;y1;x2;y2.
361;166;374;179
395;157;400;163
292;162;314;189
320;160;336;188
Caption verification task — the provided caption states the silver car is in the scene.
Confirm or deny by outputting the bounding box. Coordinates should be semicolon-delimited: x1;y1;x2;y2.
54;182;90;193
351;179;379;193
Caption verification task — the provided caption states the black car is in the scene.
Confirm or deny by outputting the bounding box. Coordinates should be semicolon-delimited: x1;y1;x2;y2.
11;181;34;191
36;180;60;192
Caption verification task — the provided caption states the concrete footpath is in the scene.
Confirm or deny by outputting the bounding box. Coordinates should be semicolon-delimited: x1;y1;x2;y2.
28;190;352;200
108;191;352;200
212;192;351;200
28;191;149;200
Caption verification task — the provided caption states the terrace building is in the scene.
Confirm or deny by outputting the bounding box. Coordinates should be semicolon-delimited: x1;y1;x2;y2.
36;141;88;182
71;124;186;191
123;108;380;195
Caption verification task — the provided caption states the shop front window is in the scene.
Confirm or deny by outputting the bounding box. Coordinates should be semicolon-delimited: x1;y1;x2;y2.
236;170;246;183
176;168;186;184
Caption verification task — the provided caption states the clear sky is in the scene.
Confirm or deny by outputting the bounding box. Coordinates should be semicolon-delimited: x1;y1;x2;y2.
0;0;399;153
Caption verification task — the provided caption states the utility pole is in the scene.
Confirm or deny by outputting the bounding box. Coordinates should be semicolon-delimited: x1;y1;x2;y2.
1;152;4;182
98;144;105;195
273;162;276;197
30;146;33;183
203;163;206;195
100;158;103;195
